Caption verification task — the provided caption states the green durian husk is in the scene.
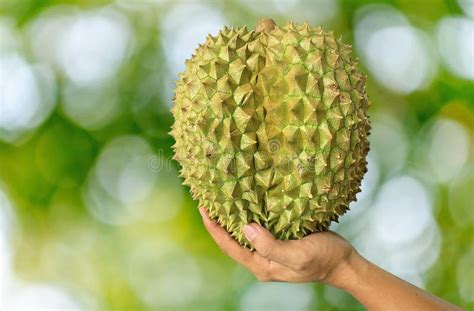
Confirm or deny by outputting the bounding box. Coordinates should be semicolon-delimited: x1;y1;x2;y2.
171;18;370;248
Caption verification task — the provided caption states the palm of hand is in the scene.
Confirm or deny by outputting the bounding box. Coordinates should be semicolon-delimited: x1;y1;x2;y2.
199;207;355;284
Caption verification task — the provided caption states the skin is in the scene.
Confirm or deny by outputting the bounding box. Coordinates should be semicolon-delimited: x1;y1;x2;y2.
199;207;463;311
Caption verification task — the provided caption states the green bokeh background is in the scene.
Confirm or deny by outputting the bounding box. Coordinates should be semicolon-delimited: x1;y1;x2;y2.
0;0;473;310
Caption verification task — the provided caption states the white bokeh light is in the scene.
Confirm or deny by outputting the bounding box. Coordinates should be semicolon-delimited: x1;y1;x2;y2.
369;114;408;176
0;187;82;311
332;153;380;237
84;136;153;224
332;194;371;238
457;246;474;302
0;53;56;142
383;218;441;276
353;153;380;202
365;26;433;93
0;54;38;132
355;4;409;48
30;7;128;130
96;136;155;205
239;0;299;14
426;119;471;183
57;8;131;86
239;283;314;311
161;3;226;77
62;81;121;130
354;175;440;285
160;3;227;105
128;240;201;308
458;0;474;19
4;284;82;311
355;5;435;93
437;17;474;80
26;6;76;68
239;0;339;24
83;136;183;225
372;176;432;244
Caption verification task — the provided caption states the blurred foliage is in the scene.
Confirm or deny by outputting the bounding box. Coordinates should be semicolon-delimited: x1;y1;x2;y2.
0;0;473;310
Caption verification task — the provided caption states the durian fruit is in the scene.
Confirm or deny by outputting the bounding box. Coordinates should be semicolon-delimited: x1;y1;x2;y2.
171;18;370;247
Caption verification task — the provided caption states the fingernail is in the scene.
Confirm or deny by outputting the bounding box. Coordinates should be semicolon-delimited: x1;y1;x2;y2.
243;224;258;241
198;207;206;218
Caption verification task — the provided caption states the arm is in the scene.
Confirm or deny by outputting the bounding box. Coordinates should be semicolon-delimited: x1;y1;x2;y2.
333;250;461;311
198;208;463;311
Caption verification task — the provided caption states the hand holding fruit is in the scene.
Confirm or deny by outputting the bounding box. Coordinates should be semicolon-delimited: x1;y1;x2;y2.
199;207;355;285
199;207;463;311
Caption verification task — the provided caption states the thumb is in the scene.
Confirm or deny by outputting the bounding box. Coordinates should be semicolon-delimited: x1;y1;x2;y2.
243;223;297;264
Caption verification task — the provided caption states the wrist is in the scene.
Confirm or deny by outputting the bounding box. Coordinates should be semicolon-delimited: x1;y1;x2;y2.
325;248;370;291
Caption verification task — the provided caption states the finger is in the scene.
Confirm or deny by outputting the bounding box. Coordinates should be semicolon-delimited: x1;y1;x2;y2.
199;207;261;272
243;223;304;267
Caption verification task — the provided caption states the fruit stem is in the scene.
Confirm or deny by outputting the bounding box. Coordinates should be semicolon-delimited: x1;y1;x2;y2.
255;18;276;32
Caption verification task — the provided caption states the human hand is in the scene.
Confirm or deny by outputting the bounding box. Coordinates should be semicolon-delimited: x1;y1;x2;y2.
199;207;356;287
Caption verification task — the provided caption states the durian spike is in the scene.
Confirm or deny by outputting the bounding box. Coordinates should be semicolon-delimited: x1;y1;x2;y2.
255;17;276;32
